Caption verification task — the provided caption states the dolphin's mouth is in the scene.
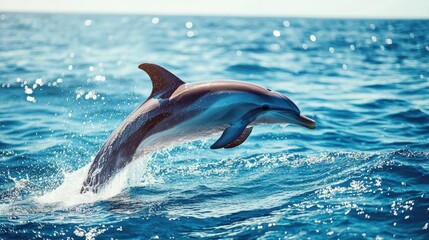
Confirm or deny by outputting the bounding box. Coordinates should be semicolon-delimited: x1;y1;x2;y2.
293;114;316;129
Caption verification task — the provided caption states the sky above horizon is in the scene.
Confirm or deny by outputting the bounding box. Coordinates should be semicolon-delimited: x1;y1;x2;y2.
1;0;429;19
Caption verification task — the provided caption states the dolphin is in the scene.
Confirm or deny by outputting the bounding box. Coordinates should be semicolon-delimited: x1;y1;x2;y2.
80;63;316;193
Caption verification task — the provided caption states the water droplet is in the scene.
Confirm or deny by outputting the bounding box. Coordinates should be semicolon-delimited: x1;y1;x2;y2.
425;46;429;51
369;24;376;30
94;75;106;82
76;88;85;99
26;96;36;103
89;66;94;72
186;31;194;38
329;47;335;53
16;77;22;83
371;36;377;42
380;45;385;51
385;38;393;45
0;15;5;20
273;30;281;37
151;17;159;24
84;19;92;26
35;78;43;86
68;65;73;71
235;50;242;56
185;21;193;29
283;20;290;27
310;35;316;42
350;44;355;51
85;91;97;100
24;87;33;95
56;78;63;83
342;64;348;70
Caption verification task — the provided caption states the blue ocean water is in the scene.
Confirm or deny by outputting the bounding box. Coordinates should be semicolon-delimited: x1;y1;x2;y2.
1;12;429;239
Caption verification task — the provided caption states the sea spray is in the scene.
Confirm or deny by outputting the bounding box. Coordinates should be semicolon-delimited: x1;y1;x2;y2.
36;154;153;206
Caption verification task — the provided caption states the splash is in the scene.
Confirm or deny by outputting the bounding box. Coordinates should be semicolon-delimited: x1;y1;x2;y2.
35;155;153;206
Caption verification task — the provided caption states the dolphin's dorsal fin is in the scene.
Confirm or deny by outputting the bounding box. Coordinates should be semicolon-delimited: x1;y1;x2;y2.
138;63;185;98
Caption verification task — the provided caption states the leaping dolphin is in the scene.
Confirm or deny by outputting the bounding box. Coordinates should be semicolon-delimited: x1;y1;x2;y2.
80;63;316;193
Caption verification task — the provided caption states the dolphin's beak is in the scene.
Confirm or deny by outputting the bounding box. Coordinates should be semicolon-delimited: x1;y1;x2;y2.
276;111;316;129
293;114;316;129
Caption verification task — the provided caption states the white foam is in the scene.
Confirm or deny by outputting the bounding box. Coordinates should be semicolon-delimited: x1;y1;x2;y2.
35;155;153;207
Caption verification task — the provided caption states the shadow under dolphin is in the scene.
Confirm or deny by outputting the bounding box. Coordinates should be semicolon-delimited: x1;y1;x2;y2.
80;63;316;194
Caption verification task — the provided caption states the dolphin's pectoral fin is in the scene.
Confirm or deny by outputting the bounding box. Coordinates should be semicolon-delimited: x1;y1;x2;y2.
224;127;253;149
210;123;250;149
138;63;185;99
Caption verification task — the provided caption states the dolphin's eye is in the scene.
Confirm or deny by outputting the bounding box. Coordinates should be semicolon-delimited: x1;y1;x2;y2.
262;105;269;111
267;88;272;91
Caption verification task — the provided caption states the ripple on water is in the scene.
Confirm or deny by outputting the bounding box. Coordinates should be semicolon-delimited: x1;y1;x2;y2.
386;108;429;124
225;64;273;74
353;98;410;109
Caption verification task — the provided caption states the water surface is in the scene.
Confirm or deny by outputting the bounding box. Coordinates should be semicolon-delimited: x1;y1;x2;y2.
1;13;429;239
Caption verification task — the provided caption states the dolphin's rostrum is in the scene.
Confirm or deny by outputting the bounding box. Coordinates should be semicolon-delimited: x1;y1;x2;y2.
80;63;316;193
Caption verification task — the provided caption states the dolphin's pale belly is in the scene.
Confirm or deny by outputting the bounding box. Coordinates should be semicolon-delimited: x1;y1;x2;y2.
134;112;228;159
